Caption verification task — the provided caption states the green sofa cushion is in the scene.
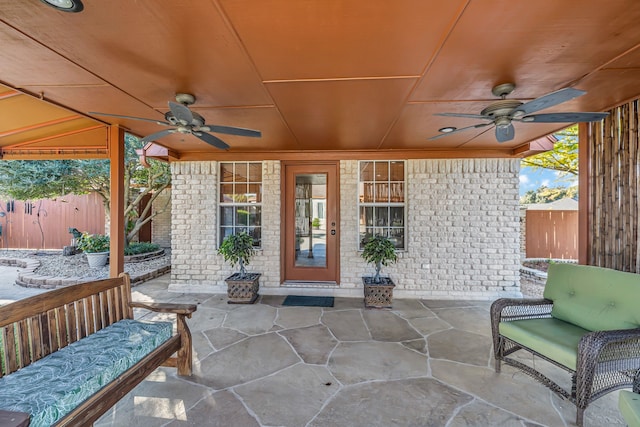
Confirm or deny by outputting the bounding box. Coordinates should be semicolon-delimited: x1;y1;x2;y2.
619;390;640;427
544;263;640;332
499;317;589;370
0;319;172;427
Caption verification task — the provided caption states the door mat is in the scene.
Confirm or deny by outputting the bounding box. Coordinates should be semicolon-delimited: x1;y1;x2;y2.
282;295;334;307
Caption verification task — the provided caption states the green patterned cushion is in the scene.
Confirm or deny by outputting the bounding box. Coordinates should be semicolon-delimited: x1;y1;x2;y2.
0;319;172;427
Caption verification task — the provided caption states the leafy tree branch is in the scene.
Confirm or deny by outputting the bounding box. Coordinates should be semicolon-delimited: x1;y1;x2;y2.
521;125;578;177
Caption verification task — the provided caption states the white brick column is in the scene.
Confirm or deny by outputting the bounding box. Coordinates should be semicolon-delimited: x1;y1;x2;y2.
169;162;221;292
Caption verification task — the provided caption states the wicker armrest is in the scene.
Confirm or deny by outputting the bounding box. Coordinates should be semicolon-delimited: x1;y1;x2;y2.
490;298;553;324
129;301;197;318
578;328;640;366
575;328;640;407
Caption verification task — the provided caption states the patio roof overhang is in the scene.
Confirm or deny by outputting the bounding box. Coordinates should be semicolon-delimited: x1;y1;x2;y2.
1;1;639;279
0;0;639;161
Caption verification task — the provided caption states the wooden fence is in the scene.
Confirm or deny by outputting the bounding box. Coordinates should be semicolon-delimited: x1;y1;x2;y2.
0;193;105;250
526;210;578;259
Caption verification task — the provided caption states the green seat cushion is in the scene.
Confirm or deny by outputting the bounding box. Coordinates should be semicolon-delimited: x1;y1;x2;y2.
0;319;172;427
544;263;640;332
499;317;588;370
619;390;640;427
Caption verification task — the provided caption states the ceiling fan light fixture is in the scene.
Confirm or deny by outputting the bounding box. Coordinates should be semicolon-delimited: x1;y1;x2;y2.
494;117;511;128
438;126;457;133
40;0;84;12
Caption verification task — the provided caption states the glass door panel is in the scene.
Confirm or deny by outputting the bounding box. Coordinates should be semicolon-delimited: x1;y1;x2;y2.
294;174;327;268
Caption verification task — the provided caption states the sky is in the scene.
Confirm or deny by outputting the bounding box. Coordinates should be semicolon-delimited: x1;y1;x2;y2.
519;165;577;196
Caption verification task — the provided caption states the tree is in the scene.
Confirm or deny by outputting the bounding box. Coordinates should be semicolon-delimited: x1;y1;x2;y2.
520;185;578;204
521;125;578;177
0;134;170;245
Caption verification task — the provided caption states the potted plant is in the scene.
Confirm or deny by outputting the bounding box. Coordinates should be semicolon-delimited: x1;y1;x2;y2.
361;234;398;308
218;231;261;304
312;217;321;229
77;232;110;267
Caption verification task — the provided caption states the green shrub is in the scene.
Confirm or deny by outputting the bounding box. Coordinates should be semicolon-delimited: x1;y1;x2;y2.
125;242;160;255
218;232;255;278
76;232;110;253
361;234;397;284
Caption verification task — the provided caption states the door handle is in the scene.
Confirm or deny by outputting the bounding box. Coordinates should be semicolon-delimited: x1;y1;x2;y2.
331;230;336;235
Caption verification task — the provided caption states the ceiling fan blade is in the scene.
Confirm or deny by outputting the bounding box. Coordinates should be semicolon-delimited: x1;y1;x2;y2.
495;123;515;143
434;113;492;120
427;123;491;140
522;112;609;123
140;129;176;143
89;111;171;126
205;125;262;138
516;87;586;115
194;131;230;150
168;101;194;125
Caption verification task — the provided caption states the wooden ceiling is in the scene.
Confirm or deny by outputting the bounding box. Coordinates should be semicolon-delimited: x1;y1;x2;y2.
1;0;639;160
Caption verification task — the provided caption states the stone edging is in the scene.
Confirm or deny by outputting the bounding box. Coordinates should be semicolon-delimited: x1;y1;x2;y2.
519;266;547;280
1;257;170;289
0;257;40;271
124;249;165;263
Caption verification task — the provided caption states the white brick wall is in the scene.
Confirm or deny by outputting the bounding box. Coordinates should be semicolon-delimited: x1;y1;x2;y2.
169;161;281;293
169;158;521;299
338;159;521;299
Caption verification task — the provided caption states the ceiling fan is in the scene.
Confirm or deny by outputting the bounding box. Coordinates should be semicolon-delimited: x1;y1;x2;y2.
90;93;261;150
429;83;608;143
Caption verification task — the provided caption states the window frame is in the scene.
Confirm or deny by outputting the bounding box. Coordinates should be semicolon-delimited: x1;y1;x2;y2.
218;161;263;249
357;160;407;251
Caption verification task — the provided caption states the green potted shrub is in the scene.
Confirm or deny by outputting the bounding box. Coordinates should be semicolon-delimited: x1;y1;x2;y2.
77;232;110;267
361;234;398;308
312;217;321;229
218;231;261;304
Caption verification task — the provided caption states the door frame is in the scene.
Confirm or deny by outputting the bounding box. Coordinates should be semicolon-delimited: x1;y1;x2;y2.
280;160;340;284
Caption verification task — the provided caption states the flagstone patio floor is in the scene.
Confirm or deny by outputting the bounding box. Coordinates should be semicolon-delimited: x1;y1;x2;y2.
94;276;626;427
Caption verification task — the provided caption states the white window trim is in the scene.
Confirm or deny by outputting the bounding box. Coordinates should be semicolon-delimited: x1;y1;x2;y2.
357;160;407;251
218;161;263;249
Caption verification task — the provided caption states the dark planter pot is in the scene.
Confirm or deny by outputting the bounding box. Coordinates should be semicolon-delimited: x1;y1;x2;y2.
225;273;261;304
362;276;395;308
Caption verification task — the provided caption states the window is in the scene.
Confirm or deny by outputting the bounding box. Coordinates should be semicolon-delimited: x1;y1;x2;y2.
219;162;262;247
358;160;405;250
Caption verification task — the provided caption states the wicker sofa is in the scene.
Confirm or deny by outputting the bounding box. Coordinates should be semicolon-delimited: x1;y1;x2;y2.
491;263;640;427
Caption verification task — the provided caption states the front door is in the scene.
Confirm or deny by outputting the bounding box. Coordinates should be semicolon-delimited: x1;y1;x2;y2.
283;162;339;283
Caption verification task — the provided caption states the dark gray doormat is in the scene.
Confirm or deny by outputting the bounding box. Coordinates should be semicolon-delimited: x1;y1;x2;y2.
282;295;334;307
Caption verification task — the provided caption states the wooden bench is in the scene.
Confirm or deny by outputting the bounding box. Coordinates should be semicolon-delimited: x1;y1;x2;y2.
491;263;640;427
0;273;196;427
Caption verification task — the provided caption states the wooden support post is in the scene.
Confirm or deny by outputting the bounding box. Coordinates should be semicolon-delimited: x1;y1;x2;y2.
578;123;590;265
109;126;126;278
